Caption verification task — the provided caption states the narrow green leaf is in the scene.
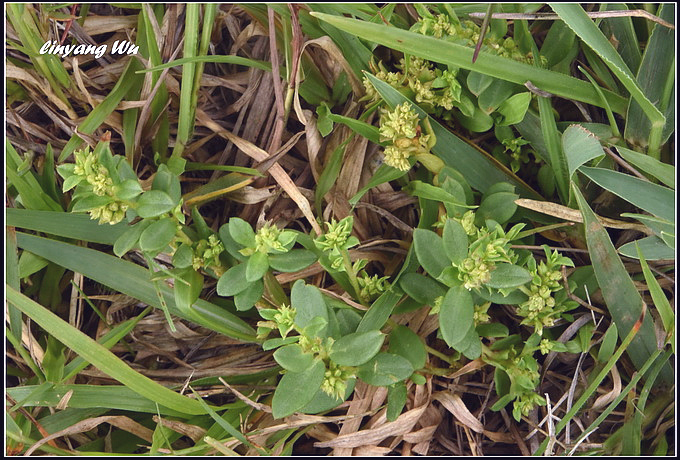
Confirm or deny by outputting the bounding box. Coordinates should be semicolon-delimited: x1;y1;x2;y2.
572;184;671;382
549;3;665;155
356;290;402;333
312;13;626;113
580;166;675;222
234;278;263;311
16;233;257;341
623;3;675;155
636;243;674;343
616;145;675;189
7;208;127;245
563;124;605;177
7;286;207;415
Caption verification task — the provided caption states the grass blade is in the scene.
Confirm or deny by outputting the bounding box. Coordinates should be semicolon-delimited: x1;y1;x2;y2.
572;184;671;382
15;233;258;342
549;4;666;156
7;286;208;416
623;3;675;155
579;166;675;222
7;208;128;245
310;13;627;114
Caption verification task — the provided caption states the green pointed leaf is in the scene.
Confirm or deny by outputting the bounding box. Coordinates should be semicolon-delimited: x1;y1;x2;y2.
439;286;475;347
246;251;269;282
357;353;414;386
388;325;426;370
113;220;151;257
291;280;328;334
272;359;325;419
234;278;263;311
386;382;408;422
329;330;385;366
172;243;194;269
486;264;532;289
228;217;256;248
399;272;446;305
268;249;317;272
413;229;448;279
618;236;675;261
617;145;675;189
139;218;177;253
216;263;249;297
273;344;315;373
136;190;175;218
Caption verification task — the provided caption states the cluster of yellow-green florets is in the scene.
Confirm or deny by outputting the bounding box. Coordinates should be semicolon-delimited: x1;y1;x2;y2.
240;222;294;257
513;391;546;420
454;221;518;291
416;15;542;66
72;148;128;225
321;361;355;400
357;272;390;301
192;234;225;272
273;304;296;338
516;248;574;334
416;13;456;38
379;103;433;171
314;217;359;271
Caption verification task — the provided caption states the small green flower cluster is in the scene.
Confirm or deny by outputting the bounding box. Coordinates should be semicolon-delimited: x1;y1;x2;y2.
517;247;575;335
415;14;540;65
72;148;128;224
357;271;390;302
257;304;296;339
258;304;355;401
240;222;294;257
365;58;461;116
321;361;355;401
192;234;225;272
454;213;521;290
314;216;359;271
379;102;434;171
501;136;532;174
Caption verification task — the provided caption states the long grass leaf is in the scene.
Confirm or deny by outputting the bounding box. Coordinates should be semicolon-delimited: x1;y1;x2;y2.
579;166;675;222
636;244;675;349
15;233;258;342
623;3;675;155
7;209;128;245
59;60;142;161
6;384;190;417
549;4;666;156
310;13;627;114
7;286;208;416
572;184;671;382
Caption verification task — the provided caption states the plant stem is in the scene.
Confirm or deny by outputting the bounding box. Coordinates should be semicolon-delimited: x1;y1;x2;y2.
341;249;367;305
